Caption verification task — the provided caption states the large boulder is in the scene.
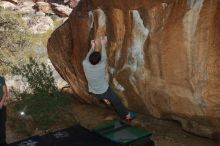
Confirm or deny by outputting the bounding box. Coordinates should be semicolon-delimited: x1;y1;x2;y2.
47;0;220;138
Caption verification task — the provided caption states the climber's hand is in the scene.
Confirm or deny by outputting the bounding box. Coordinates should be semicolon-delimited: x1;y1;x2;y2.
91;40;95;49
101;36;107;46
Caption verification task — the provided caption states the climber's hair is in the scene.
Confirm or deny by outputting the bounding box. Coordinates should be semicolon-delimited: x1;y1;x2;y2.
89;51;101;65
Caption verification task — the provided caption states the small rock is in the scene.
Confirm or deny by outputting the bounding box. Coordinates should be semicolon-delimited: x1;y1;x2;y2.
63;0;69;4
4;0;19;5
104;116;115;121
35;11;45;16
51;3;72;17
0;1;17;10
34;1;51;13
16;1;36;14
23;15;54;34
69;0;80;8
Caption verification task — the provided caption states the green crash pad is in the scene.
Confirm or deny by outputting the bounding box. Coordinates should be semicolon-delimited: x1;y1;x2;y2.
93;121;153;145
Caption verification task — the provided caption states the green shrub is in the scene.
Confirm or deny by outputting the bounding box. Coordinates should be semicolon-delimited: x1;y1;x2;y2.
10;58;73;131
12;57;58;95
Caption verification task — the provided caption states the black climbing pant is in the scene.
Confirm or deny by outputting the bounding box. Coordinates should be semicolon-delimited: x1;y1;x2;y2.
0;106;6;145
90;87;128;118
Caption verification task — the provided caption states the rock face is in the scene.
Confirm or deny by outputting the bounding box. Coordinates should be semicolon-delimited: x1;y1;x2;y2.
47;0;220;138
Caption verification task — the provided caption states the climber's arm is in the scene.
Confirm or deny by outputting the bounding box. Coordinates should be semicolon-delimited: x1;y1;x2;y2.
100;36;107;63
84;40;95;61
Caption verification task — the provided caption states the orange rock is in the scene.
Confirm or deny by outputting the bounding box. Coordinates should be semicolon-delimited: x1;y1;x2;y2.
47;0;220;138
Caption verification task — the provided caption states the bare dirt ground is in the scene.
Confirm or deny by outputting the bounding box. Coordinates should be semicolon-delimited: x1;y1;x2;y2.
6;100;217;146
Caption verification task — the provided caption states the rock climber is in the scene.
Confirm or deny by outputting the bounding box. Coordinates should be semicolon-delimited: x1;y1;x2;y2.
82;36;136;121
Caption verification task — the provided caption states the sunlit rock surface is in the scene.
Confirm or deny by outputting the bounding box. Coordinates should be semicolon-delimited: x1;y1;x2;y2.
0;1;17;10
50;3;72;17
34;2;51;13
47;0;220;138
